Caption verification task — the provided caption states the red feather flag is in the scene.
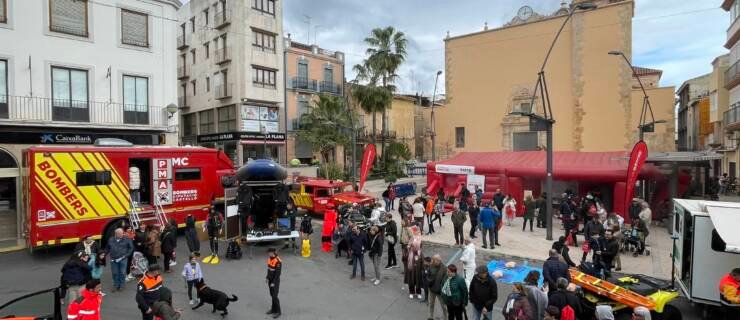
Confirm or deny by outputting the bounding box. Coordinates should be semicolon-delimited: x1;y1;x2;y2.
358;144;376;192
624;141;648;219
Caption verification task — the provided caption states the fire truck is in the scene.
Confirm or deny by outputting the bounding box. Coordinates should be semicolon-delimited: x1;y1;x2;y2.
22;144;235;251
289;178;376;215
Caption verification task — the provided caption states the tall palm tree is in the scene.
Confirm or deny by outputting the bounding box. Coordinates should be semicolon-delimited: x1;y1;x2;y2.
363;27;407;160
350;82;390;148
297;94;355;163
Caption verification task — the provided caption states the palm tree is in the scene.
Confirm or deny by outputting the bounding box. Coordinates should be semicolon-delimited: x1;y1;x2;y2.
363;27;407;160
297;94;355;164
350;82;391;148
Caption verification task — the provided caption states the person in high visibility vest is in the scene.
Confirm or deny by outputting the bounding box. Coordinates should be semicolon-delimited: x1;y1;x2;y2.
719;268;740;305
136;264;163;320
66;279;103;320
265;248;282;319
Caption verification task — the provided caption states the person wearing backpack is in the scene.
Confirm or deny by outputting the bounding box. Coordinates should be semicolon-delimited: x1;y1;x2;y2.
203;208;224;263
66;279;103;320
299;214;313;238
548;278;582;320
441;264;468;320
502;283;535;320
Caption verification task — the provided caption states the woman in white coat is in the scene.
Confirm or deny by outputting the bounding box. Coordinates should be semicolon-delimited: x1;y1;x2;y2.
459;239;476;287
503;195;517;226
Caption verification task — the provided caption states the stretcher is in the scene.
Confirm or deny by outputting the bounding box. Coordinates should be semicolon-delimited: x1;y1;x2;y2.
569;267;656;310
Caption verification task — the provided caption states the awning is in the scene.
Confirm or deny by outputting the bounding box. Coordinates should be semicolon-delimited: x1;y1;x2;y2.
706;205;740;253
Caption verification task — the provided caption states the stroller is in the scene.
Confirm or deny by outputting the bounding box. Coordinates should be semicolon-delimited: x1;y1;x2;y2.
621;228;650;256
130;251;149;278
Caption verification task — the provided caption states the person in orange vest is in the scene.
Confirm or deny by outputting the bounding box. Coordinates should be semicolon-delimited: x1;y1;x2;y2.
265;248;282;319
66;279;103;320
719;268;740;305
136;264;163;320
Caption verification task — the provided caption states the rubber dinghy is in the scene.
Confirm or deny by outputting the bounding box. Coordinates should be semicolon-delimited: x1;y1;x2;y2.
569;268;656;310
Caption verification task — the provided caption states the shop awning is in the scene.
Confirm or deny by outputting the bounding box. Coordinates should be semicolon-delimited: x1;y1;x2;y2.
706;204;740;253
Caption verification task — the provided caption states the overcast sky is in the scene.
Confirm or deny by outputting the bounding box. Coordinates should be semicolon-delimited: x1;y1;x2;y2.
185;0;727;95
281;0;726;96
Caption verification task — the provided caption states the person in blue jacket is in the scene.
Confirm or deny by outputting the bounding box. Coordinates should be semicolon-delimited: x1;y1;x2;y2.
478;202;501;249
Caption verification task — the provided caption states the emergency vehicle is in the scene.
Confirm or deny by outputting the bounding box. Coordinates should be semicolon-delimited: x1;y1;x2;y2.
23;144;235;251
289;179;375;215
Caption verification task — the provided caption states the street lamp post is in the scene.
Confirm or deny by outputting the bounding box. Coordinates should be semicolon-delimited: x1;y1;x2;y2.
510;1;597;241
260;125;268;159
430;70;442;162
608;50;666;141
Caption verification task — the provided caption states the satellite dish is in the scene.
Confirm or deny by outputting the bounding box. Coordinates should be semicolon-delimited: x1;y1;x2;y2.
517;5;534;20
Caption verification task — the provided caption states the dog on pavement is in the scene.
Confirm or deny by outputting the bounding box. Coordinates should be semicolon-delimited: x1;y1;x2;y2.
192;279;239;317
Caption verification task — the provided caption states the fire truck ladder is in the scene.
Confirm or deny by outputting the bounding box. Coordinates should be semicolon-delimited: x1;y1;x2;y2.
128;197;169;229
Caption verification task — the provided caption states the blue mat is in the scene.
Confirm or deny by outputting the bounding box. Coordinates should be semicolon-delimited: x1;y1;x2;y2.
487;259;544;287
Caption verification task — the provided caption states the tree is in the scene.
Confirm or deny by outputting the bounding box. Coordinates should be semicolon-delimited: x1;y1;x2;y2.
350;83;391;148
297;94;355;164
363;27;407;160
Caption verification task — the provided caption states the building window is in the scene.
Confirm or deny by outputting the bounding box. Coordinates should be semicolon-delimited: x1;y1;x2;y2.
297;60;308;79
191;49;196;64
199;109;215;134
252;29;276;52
253;66;276;89
49;0;89;37
121;9;148;47
190;17;195;32
218;105;236;132
204;42;210;58
0;0;7;23
455;127;465;148
122;75;149;125
51;66;89;122
76;171;112;186
252;0;275;15
175;168;201;181
513;132;538;151
206;76;210;92
183;113;196;136
191;80;197;96
203;8;209;25
0;59;6;119
323;66;333;83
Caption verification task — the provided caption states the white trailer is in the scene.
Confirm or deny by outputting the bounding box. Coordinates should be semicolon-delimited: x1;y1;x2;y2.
672;199;740;308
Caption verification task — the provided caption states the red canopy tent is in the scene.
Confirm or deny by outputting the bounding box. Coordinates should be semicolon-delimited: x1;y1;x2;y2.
426;151;681;220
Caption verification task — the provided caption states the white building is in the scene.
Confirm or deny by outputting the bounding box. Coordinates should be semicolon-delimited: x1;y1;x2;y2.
723;0;740;177
177;0;285;166
0;0;181;251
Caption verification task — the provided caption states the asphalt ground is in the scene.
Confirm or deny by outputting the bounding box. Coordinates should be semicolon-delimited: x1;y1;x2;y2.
0;222;707;320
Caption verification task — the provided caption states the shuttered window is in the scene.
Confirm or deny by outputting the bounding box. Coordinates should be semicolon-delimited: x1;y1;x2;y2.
49;0;89;37
121;9;148;47
1;0;7;23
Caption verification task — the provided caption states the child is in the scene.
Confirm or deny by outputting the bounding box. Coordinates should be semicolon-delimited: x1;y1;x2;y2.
181;253;203;305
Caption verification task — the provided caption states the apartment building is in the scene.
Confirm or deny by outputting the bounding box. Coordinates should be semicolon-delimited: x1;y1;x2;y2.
178;0;285;166
722;0;740;177
676;74;710;151
284;39;345;164
0;0;180;251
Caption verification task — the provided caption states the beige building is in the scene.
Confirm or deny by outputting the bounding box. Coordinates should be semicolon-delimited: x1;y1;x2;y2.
284;39;345;164
353;94;420;157
708;55;730;150
177;0;285;166
722;0;740;177
432;0;675;157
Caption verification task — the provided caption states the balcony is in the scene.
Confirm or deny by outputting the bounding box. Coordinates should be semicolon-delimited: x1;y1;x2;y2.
177;65;189;80
724;105;740;131
726;60;740;90
215;83;233;100
215;47;232;65
178;96;189;110
319;81;342;95
290;77;317;91
214;10;231;29
49;24;88;37
358;130;397;141
177;34;189;50
0;95;167;130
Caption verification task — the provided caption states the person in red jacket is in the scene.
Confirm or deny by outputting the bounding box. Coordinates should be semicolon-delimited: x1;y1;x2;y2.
67;279;103;320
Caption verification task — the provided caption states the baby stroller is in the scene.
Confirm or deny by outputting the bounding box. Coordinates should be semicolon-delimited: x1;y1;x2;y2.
130;251;149;278
621;228;650;256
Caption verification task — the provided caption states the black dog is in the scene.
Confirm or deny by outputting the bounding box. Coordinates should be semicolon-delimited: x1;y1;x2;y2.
192;279;239;317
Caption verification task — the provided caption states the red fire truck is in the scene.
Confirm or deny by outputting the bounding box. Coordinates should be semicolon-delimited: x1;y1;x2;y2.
289;178;376;215
22;145;235;251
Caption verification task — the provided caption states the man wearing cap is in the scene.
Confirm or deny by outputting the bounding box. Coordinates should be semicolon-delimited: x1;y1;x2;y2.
266;248;282;318
136;264;163;320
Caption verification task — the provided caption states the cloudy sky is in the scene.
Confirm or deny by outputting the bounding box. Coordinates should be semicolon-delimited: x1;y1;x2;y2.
279;0;726;96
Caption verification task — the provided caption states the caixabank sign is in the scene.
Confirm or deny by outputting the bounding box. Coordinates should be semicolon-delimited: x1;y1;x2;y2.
0;131;156;145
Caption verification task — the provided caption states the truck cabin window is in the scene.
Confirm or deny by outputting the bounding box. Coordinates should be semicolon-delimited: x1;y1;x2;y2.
316;189;330;197
304;186;314;194
711;229;727;252
175;168;201;181
76;171;112;186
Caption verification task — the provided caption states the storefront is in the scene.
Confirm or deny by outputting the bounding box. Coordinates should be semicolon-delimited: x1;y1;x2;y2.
197;131;286;167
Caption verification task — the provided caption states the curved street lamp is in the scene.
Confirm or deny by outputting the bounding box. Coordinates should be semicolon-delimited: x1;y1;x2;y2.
608;50;666;140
